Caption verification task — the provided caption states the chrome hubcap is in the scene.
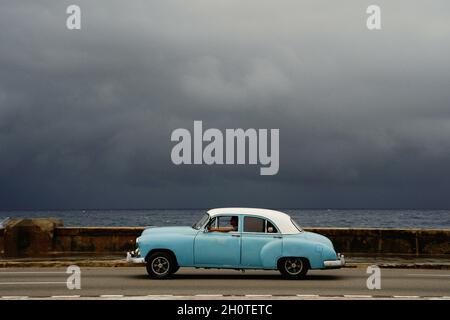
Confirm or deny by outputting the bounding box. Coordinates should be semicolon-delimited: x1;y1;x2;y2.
285;258;303;275
151;257;170;275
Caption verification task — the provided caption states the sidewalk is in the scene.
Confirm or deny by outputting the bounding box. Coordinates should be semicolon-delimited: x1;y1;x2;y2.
1;256;449;269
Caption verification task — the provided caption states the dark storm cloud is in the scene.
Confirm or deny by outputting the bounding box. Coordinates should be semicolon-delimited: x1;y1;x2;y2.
1;0;450;209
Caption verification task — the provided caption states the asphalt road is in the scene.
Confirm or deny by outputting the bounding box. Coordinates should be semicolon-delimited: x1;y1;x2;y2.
0;267;449;299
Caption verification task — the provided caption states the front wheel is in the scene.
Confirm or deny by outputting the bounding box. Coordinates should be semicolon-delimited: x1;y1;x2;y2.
278;257;309;279
146;252;175;279
172;265;180;274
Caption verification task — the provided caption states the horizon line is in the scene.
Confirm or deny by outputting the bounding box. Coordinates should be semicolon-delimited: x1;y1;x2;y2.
1;207;450;211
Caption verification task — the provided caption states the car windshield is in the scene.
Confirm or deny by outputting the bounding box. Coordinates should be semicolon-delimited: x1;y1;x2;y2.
291;218;303;232
192;213;210;230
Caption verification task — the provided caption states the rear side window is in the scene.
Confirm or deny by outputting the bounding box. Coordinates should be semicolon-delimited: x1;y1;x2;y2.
243;217;265;232
266;220;279;233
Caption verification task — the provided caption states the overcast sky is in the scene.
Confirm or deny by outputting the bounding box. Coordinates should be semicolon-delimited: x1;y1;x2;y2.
1;0;450;210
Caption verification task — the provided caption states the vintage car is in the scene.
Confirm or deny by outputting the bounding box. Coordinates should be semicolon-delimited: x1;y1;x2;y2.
126;208;345;279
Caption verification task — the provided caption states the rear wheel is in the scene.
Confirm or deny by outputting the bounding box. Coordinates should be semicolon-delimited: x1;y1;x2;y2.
278;257;309;279
146;252;176;279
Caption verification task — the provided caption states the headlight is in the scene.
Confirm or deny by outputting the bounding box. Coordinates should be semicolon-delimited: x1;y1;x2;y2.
130;248;140;257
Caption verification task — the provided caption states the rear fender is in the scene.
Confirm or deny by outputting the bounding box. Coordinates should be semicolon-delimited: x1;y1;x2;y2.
281;238;326;269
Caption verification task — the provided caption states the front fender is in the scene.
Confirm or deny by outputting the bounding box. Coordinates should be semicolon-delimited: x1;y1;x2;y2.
139;233;196;266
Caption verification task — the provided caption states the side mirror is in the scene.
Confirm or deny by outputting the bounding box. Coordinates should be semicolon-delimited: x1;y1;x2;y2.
203;228;209;233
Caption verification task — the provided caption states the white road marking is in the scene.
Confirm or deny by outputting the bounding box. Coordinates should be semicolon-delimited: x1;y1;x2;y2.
1;296;29;299
244;294;272;297
0;271;67;274
50;295;81;298
393;295;420;298
195;294;224;297
343;295;373;298
296;294;320;298
0;281;67;285
99;294;124;298
407;274;450;277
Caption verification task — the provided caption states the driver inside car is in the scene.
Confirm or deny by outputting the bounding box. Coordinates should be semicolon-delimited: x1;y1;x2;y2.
208;216;238;232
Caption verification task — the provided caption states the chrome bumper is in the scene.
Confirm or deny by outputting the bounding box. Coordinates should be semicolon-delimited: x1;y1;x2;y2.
324;254;345;268
126;251;145;264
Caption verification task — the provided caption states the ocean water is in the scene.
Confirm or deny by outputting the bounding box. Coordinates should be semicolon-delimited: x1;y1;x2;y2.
0;209;449;229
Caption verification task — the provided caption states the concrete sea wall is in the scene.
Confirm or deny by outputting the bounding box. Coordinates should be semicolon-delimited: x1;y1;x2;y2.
0;219;449;258
53;227;144;256
307;227;450;257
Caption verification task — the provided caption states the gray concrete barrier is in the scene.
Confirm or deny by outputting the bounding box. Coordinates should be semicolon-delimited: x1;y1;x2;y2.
2;218;63;258
1;219;449;258
53;227;144;255
306;227;450;257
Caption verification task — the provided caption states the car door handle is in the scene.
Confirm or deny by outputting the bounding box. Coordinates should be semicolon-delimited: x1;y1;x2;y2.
273;236;282;239
232;234;241;237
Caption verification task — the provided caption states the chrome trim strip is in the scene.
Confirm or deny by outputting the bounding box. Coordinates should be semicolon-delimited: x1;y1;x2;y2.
324;255;345;268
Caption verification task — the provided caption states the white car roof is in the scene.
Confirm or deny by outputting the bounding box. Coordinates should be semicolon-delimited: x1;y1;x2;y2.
206;208;300;234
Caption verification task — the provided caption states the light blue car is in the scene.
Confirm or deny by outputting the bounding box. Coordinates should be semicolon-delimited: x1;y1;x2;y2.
126;208;345;279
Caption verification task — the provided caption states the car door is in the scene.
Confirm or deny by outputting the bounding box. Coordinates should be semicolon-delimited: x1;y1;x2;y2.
193;215;241;267
241;216;282;269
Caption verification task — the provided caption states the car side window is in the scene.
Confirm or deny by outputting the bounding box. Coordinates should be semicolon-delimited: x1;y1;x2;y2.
244;217;279;233
207;216;239;232
244;217;265;233
207;217;217;229
266;220;279;233
217;216;232;228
